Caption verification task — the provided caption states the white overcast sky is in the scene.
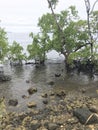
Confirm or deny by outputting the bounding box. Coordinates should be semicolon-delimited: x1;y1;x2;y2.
0;0;98;33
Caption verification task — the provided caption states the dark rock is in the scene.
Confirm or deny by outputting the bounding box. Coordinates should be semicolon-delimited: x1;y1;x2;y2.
8;99;18;106
47;81;55;85
43;99;48;104
26;80;30;83
73;108;98;125
81;88;86;93
28;87;37;95
22;95;29;99
0;75;11;82
55;73;61;77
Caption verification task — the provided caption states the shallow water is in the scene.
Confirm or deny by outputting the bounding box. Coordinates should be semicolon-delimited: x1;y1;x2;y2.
0;59;98;112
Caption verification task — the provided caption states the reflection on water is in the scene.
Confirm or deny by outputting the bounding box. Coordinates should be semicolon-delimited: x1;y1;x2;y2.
0;59;98;112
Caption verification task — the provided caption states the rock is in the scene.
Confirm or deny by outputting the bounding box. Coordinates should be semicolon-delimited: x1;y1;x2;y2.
55;73;61;77
8;99;18;106
56;90;66;97
31;120;41;130
28;87;37;95
0;97;6;118
14;126;26;130
89;105;98;113
43;99;48;104
22;95;29;99
5;125;15;130
73;108;98;125
0;75;11;82
47;81;55;85
66;117;79;124
27;101;37;108
81;88;86;93
47;123;58;130
41;93;48;98
26;80;30;83
49;91;55;96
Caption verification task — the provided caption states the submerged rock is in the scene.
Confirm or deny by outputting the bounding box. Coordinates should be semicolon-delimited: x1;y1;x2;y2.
55;73;61;77
47;81;55;85
8;99;18;106
0;75;11;82
43;99;48;104
28;87;37;95
26;80;30;83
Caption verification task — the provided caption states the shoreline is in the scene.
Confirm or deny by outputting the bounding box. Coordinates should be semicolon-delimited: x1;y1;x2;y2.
0;83;98;130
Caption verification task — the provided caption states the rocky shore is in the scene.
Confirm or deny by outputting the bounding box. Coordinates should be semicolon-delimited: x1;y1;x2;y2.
0;86;98;130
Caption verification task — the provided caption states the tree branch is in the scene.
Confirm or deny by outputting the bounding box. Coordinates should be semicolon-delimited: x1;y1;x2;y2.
90;0;98;14
47;0;62;32
74;42;90;52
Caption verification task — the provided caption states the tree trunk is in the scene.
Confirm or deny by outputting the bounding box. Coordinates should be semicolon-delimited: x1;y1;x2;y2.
84;0;94;61
63;52;70;72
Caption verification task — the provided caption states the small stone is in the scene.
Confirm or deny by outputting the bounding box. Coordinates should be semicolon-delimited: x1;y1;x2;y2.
56;90;66;97
47;123;58;130
43;99;48;104
8;99;18;106
81;88;86;93
26;80;30;83
5;125;15;130
31;120;41;130
27;101;37;108
55;73;61;77
67;117;78;124
22;95;29;99
49;92;55;96
47;81;55;85
41;93;48;98
28;87;37;95
89;105;98;113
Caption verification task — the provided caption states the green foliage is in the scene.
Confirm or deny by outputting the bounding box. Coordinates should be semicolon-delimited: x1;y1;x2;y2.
48;0;58;9
0;27;9;60
31;3;98;68
27;34;41;59
90;10;98;37
27;32;51;62
38;13;55;33
9;41;24;63
38;6;91;65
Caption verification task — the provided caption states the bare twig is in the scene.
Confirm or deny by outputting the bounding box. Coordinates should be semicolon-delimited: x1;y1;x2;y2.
90;0;98;14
